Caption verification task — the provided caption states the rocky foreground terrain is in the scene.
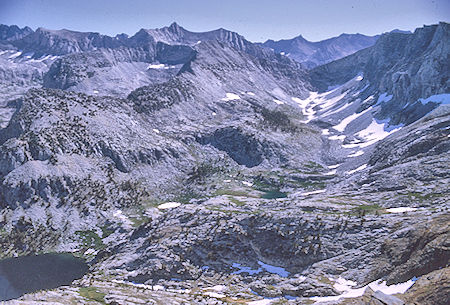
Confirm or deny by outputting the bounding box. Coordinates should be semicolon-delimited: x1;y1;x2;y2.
0;22;449;304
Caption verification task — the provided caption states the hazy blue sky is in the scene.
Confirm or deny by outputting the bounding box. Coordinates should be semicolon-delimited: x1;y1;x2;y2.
0;0;448;42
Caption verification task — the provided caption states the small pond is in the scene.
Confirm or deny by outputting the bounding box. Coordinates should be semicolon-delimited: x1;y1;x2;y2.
0;253;88;301
261;190;288;199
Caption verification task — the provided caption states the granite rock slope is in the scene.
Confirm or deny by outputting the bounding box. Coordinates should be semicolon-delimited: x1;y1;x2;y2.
0;39;317;256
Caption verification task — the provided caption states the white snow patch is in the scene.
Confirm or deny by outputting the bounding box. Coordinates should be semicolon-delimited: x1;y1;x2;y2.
291;96;308;107
333;277;357;291
299;190;326;196
328;135;346;141
158;202;181;210
8;51;22;59
355;119;402;147
386;207;418;213
355;75;363;81
348;150;364;157
221;93;241;101
292;94;319;122
293;75;365;123
328;164;341;169
346;164;367;174
280;52;285;55
147;63;169;69
320;92;347;110
369;279;415;294
113;210;133;227
246;91;256;96
212;112;217;116
418;93;450;105
152;128;160;134
204;292;226;298
121;281;165;291
297;276;307;282
333;107;372;132
321;129;330;135
210;285;226;291
324;169;337;176
242;181;253;187
93;90;99;94
311;277;415;303
84;248;97;255
273;99;284;105
362;95;374;103
28;54;53;62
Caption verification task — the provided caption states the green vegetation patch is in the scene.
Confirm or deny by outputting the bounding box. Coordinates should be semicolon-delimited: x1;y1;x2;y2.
79;287;106;304
351;204;383;215
229;196;246;206
100;225;114;238
406;191;445;201
214;189;256;197
129;216;150;228
259;107;299;133
252;176;288;199
187;162;227;183
75;230;104;250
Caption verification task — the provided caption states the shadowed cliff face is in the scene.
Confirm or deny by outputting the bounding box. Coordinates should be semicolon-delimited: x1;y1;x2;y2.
197;127;267;167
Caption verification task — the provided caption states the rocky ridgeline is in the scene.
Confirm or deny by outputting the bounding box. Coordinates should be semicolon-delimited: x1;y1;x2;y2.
261;33;378;69
0;22;449;304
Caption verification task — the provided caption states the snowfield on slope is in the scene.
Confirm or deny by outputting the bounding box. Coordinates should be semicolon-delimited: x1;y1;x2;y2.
221;93;241;101
310;277;416;303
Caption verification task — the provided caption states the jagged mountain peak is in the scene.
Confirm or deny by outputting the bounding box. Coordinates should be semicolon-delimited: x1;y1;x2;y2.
137;22;249;48
11;26;128;56
291;34;308;42
389;29;412;34
167;21;184;32
34;27;99;38
0;24;33;41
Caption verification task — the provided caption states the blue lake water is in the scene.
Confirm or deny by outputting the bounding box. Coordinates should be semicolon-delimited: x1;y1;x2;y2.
0;253;88;301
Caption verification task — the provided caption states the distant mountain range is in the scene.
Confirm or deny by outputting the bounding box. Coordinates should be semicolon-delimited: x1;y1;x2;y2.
0;23;410;69
261;33;378;68
261;29;412;68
